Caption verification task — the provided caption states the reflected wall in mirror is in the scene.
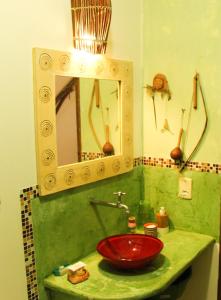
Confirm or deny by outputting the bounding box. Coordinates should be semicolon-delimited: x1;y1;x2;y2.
33;48;133;195
55;76;120;166
55;76;81;165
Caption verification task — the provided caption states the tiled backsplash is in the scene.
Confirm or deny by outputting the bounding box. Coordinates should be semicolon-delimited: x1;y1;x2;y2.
20;186;39;300
142;156;221;173
19;157;221;300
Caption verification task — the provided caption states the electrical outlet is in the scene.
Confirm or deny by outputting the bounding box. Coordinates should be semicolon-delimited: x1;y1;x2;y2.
178;177;192;199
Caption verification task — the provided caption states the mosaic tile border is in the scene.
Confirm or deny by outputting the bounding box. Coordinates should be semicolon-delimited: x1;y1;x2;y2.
80;154;221;173
133;157;143;167
81;151;104;161
20;186;39;300
141;156;221;173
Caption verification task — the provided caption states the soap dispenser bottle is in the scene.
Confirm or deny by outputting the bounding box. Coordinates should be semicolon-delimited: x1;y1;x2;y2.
156;207;169;235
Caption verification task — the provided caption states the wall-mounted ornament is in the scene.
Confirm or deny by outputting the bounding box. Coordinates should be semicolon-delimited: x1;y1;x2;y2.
178;73;208;172
71;0;112;54
161;118;173;134
170;109;185;161
144;73;171;129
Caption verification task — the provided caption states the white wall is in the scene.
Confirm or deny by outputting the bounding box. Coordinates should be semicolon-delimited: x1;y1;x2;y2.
143;0;221;164
107;0;144;158
0;1;143;299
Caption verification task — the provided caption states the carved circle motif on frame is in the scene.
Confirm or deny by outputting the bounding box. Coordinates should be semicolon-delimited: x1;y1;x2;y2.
41;149;55;166
109;62;119;76
124;85;132;98
96;162;105;177
125;134;133;145
44;173;56;190
124;65;130;77
81;166;91;181
40;120;53;137
112;159;121;173
124;108;132;122
59;55;70;70
95;63;104;75
39;86;51;103
64;169;75;185
79;63;86;74
39;53;52;70
124;156;133;169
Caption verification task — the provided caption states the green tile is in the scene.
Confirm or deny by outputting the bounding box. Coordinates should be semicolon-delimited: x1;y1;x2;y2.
32;167;143;300
143;166;221;240
31;165;220;300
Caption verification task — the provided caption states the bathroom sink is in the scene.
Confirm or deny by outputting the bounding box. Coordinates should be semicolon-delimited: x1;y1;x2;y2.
96;233;164;270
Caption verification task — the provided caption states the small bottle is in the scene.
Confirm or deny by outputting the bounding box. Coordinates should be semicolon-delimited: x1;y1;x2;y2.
156;207;169;235
128;216;137;233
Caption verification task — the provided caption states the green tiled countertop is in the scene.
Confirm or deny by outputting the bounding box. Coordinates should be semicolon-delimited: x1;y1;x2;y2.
44;230;215;300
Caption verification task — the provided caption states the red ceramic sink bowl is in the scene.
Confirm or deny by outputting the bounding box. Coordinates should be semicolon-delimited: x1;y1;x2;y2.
97;234;164;270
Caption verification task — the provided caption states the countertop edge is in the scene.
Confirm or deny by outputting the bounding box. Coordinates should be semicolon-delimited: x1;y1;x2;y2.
44;230;216;300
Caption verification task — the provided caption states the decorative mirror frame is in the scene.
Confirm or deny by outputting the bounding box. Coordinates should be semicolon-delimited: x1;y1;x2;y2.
33;48;133;195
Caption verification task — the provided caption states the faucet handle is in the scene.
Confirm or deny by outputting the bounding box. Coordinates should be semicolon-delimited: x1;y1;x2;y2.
113;191;126;203
113;191;126;196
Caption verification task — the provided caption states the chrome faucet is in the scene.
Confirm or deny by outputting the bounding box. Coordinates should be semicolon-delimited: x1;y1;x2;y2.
90;191;130;215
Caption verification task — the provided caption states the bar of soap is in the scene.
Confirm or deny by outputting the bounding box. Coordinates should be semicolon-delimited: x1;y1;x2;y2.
67;261;86;273
66;261;89;285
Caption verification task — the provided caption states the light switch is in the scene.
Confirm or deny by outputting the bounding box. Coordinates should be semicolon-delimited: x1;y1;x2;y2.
178;177;192;199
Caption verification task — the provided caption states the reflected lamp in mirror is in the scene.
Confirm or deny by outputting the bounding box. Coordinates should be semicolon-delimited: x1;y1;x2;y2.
33;48;133;195
71;0;112;54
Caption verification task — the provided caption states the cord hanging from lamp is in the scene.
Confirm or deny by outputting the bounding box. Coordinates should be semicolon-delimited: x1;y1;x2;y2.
71;0;112;54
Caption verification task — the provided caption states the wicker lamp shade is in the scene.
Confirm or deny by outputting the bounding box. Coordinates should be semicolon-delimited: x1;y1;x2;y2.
71;0;112;54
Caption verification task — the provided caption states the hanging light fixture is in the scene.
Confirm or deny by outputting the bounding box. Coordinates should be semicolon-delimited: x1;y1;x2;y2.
71;0;112;54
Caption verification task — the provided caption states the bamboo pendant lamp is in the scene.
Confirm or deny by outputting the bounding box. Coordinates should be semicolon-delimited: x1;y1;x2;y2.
71;0;112;54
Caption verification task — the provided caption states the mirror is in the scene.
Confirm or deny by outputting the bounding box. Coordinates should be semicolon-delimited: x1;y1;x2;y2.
33;48;133;195
55;76;120;165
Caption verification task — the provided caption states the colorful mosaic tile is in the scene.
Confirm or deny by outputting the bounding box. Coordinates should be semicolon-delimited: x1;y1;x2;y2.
20;186;39;300
81;152;105;161
133;157;143;167
142;156;221;173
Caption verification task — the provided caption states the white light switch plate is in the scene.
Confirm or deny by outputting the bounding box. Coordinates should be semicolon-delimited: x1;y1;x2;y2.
178;177;192;199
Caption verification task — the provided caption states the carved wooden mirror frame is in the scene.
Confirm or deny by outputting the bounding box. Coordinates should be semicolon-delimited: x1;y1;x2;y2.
33;48;133;195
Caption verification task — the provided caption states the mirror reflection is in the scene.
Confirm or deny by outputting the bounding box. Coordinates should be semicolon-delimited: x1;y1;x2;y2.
55;76;121;166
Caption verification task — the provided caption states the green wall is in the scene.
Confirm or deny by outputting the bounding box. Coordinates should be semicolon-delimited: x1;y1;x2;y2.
32;165;220;300
32;167;143;300
143;166;220;241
